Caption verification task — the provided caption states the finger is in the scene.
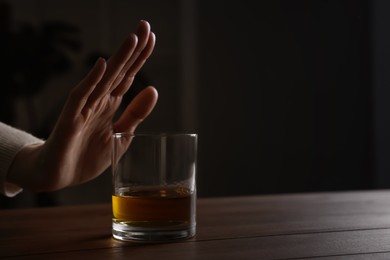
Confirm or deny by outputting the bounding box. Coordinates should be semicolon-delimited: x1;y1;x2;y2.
109;21;153;93
111;32;156;97
113;86;158;133
83;33;139;108
98;20;151;96
84;21;152;108
128;32;156;77
64;57;107;117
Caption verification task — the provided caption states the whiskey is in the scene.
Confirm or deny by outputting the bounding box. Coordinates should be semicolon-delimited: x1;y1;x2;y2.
112;187;195;228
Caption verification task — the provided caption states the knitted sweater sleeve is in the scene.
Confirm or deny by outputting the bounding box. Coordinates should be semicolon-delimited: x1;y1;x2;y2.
0;122;44;197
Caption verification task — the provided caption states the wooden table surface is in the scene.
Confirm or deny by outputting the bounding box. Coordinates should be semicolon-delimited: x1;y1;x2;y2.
2;190;390;259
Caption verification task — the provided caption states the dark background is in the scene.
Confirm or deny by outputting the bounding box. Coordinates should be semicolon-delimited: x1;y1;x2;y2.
1;0;390;208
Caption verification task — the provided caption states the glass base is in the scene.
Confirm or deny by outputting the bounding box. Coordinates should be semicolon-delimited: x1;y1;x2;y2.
112;221;196;242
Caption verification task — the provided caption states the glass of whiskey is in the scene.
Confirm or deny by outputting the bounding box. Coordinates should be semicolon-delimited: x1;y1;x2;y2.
111;132;197;242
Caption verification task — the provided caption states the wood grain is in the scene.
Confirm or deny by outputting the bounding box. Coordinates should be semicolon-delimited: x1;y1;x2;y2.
1;190;390;259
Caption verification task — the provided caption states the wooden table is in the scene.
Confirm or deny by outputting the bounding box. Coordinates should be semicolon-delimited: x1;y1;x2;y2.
2;190;390;259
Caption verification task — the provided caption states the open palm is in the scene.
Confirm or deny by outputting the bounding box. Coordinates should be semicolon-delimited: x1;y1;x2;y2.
8;20;158;192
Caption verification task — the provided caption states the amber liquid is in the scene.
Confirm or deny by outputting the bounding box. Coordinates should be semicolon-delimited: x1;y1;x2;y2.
112;187;195;228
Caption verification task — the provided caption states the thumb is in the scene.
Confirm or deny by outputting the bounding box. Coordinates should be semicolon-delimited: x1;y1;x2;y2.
113;86;158;133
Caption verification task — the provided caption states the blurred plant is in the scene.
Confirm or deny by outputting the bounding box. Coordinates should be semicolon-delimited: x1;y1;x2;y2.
0;2;81;129
0;2;82;208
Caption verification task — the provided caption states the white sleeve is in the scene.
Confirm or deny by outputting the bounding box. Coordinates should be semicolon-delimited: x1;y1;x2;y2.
0;122;44;197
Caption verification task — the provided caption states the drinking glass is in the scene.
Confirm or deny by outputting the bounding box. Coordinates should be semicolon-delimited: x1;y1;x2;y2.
111;132;197;242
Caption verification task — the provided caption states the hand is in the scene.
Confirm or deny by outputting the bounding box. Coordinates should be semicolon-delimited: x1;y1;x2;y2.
8;20;158;192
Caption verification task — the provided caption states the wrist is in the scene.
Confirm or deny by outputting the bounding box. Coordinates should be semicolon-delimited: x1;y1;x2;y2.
7;142;45;192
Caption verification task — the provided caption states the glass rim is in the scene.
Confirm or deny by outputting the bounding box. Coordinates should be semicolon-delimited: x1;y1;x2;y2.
113;132;197;138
